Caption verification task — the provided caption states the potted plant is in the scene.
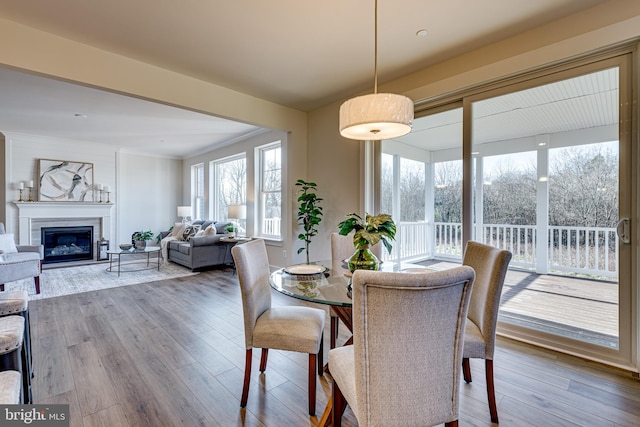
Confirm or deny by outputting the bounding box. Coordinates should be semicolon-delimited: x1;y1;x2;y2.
337;212;396;272
295;179;323;264
225;224;236;238
132;230;153;250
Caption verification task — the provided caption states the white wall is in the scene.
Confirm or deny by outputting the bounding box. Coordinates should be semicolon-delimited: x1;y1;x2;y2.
118;152;182;245
2;132;117;241
0;132;183;248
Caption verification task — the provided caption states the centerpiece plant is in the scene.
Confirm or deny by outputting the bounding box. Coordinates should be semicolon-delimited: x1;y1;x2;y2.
337;212;396;272
295;179;323;264
132;230;153;250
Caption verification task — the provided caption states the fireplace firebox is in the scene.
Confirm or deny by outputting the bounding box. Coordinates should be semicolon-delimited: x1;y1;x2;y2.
42;226;93;264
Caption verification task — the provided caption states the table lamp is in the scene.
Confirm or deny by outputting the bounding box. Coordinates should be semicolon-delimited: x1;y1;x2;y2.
177;206;192;224
227;204;246;237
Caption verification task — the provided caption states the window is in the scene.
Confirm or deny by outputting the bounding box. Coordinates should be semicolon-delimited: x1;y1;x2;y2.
211;155;246;228
192;163;205;220
257;142;281;238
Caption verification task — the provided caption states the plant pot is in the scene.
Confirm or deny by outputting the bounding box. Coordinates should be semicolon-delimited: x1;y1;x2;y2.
347;246;380;273
134;240;146;250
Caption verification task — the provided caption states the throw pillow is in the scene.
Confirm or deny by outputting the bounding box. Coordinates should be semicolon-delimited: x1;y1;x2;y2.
202;224;216;236
182;224;201;241
0;234;18;254
169;223;186;239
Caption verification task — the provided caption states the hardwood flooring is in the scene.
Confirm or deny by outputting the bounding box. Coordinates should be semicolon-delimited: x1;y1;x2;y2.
29;269;640;426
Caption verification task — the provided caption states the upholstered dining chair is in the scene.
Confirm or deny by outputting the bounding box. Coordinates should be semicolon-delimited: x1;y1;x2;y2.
231;238;326;416
329;267;475;427
461;240;512;423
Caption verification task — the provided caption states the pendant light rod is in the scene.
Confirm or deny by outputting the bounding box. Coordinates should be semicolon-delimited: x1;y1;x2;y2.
373;0;378;94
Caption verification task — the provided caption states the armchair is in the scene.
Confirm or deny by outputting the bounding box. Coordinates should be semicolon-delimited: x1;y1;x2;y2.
0;223;43;294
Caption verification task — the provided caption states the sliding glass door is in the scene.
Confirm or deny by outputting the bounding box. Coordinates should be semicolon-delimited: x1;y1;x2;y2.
467;56;633;367
381;51;634;368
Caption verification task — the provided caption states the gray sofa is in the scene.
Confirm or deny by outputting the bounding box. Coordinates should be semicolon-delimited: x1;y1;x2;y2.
162;220;233;271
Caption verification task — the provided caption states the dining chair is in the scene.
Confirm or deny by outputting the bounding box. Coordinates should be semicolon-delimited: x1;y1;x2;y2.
461;240;512;423
329;266;475;427
231;238;326;416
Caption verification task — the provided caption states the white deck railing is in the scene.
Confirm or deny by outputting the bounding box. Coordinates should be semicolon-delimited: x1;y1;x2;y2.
389;221;618;278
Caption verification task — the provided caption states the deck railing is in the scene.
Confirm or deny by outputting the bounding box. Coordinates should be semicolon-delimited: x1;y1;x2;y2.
389;221;618;278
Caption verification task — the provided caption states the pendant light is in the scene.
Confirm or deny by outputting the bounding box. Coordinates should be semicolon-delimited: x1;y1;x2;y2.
339;0;414;140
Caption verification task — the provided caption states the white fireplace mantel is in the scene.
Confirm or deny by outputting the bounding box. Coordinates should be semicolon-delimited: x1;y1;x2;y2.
14;202;114;245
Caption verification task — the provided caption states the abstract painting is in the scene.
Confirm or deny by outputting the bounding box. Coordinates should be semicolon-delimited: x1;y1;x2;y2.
38;159;95;202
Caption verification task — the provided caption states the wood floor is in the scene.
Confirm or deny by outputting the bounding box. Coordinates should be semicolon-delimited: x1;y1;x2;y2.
29;269;640;426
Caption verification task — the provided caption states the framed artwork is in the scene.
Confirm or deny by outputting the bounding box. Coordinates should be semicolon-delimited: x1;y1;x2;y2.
38;159;95;202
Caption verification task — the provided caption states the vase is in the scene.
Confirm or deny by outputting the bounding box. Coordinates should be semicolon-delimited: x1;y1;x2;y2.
134;240;146;250
348;246;380;272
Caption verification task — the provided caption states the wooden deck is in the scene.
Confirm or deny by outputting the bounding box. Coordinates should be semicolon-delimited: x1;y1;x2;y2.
419;260;619;348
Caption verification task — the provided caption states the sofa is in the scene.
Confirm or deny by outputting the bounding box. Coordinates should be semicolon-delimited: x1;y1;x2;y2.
161;220;233;271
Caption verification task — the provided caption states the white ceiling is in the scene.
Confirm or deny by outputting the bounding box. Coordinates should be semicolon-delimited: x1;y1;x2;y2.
0;0;608;158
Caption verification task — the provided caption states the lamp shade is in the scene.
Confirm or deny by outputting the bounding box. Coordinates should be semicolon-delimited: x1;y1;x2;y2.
339;93;414;140
177;206;191;218
227;204;246;219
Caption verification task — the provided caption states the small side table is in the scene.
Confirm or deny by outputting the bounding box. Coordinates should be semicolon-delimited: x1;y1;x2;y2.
220;237;252;273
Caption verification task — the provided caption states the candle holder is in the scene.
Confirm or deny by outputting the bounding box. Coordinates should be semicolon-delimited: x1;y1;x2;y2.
98;189;103;203
105;191;111;203
17;189;24;202
27;186;34;202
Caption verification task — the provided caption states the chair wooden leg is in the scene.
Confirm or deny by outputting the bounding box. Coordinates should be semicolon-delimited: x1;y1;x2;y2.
240;349;252;407
445;421;458;427
330;316;338;349
462;357;472;383
259;348;268;372
317;333;324;377
486;359;498;423
34;276;40;295
308;353;317;415
332;380;347;427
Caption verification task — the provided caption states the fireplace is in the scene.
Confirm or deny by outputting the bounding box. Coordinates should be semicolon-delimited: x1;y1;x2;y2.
42;226;94;264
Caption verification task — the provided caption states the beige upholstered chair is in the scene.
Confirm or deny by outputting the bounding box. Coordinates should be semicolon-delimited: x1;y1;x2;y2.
329;267;475;427
461;241;512;423
231;238;326;415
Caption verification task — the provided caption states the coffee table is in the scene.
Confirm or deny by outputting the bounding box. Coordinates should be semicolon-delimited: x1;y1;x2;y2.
106;246;161;276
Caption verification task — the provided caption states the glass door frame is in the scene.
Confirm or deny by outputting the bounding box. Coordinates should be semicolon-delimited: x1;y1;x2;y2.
460;53;635;370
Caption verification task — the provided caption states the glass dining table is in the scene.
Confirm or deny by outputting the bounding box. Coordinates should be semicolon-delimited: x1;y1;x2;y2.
269;260;433;343
268;260;433;426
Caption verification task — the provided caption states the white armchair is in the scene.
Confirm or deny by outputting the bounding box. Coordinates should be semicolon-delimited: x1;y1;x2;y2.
0;223;43;294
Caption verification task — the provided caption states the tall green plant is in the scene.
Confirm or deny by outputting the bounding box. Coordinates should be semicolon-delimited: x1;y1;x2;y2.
296;179;323;264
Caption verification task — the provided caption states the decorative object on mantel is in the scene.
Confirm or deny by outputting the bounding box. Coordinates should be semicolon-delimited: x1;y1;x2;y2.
16;182;24;202
132;230;153;250
337;212;396;272
38;159;94;202
26;180;34;202
104;185;111;203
